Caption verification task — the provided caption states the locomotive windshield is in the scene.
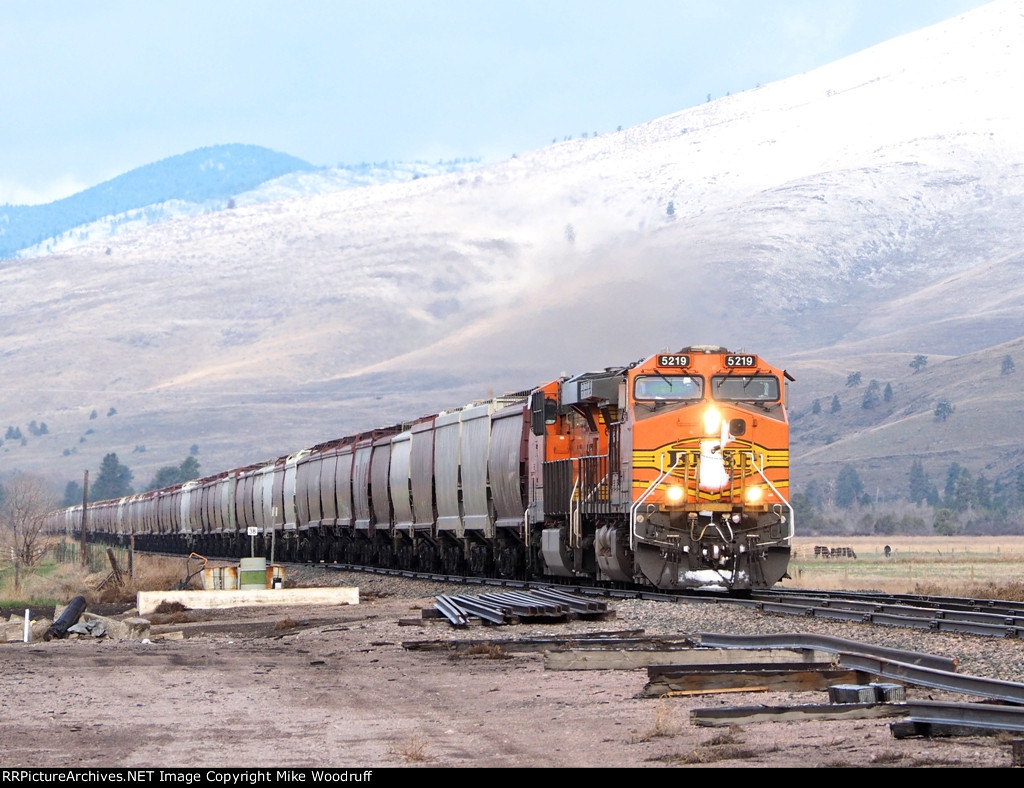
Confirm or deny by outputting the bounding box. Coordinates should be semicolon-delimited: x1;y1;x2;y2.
711;375;780;402
634;374;702;401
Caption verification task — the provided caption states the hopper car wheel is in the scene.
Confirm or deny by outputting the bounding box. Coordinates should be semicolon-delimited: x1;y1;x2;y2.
496;545;523;579
416;543;440;573
469;544;493;577
441;543;464;575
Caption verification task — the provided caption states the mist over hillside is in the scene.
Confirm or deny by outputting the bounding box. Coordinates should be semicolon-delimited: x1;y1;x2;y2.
2;0;1024;512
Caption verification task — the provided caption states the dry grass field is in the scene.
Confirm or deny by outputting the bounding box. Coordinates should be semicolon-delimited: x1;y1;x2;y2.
0;547;197;609
785;535;1024;599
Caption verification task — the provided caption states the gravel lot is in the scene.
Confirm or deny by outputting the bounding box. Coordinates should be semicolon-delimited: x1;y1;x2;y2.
3;566;1024;769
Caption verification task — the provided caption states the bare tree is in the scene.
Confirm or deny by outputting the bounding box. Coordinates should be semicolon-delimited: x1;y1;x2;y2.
1;475;55;570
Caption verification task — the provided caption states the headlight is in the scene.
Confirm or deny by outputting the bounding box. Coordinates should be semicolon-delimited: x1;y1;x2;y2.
666;485;684;503
703;407;721;436
745;487;764;504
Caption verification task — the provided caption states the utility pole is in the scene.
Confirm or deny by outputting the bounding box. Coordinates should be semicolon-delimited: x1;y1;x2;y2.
80;470;89;567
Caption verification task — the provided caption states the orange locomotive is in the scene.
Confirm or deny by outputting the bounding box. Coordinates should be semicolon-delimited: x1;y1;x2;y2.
47;345;793;593
529;345;793;591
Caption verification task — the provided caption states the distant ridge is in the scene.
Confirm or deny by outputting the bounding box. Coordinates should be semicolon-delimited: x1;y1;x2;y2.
0;144;314;259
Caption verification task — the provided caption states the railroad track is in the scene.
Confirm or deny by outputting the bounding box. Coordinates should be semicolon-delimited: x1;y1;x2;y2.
316;561;1024;640
750;588;1024;639
145;550;1024;639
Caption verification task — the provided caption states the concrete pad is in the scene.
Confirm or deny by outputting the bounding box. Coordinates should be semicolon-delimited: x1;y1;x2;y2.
136;586;359;615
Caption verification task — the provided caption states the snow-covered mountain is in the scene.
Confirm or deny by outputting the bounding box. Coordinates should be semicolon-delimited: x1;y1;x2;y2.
1;146;484;259
2;0;1023;503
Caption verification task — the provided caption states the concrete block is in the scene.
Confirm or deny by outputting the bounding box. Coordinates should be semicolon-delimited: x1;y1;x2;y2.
136;586;359;615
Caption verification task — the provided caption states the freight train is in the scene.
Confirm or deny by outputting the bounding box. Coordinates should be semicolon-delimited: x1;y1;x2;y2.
47;346;794;592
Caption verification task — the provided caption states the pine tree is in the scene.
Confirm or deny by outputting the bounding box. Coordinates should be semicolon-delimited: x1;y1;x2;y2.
934;399;954;421
834;465;864;508
862;380;881;409
179;456;200;480
62;480;83;507
908;459;930;504
90;453;134;501
144;456;202;492
953;468;975;512
944;463;962;506
933;508;957;536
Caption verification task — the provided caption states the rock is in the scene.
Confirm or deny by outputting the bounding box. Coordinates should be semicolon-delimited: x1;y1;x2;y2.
76;612;151;641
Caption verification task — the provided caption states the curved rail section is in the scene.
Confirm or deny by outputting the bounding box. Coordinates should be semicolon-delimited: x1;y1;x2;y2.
696;631;1024;733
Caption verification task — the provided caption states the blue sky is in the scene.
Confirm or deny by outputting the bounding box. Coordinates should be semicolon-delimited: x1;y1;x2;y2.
0;0;991;205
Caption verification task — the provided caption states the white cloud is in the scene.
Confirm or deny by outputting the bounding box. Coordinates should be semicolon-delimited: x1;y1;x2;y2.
0;175;89;206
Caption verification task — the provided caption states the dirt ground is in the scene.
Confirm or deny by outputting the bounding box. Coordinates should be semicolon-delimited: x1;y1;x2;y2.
1;585;1020;770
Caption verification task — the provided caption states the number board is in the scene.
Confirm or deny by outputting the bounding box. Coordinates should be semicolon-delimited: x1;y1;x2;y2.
657;354;690;367
724;354;757;368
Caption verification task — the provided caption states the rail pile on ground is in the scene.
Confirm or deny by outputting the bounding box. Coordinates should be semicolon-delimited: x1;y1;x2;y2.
432;588;613;627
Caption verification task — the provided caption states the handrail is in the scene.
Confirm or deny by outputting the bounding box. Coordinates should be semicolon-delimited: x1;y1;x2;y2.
745;450;794;542
569;473;581;548
629;453;682;551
